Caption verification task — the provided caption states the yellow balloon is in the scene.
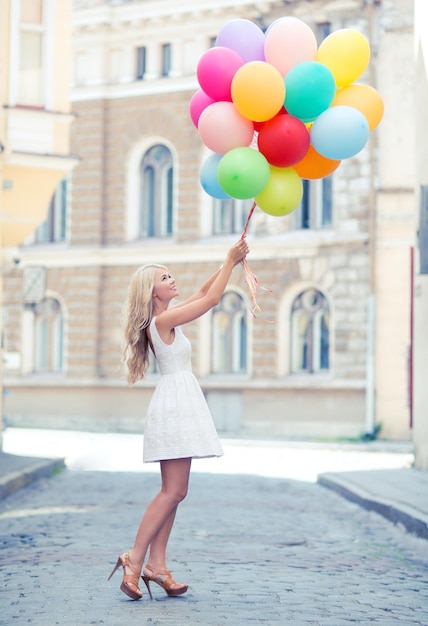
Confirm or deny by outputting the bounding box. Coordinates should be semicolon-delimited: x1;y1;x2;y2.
332;84;384;131
316;29;370;88
255;166;303;216
231;61;285;122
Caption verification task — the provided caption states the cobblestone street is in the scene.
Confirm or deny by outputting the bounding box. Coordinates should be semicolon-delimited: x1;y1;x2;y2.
1;464;427;625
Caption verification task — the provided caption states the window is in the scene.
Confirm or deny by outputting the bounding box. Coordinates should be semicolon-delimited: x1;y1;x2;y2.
212;198;253;236
18;0;44;106
161;43;171;77
419;185;428;274
136;46;146;80
33;297;64;373
35;178;68;243
292;177;333;229
290;288;329;373
211;292;247;374
316;22;331;43
139;145;173;238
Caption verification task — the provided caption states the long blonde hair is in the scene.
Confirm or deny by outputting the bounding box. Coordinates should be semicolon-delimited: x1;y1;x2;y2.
122;264;166;385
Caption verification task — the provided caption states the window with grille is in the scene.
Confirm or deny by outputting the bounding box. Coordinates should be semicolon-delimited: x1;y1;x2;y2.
290;288;330;373
33;297;64;373
212;198;252;236
139;145;174;238
211;292;248;374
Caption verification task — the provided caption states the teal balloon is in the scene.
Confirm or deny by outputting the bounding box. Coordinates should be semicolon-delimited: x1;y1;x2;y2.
311;105;370;160
200;153;231;199
217;147;270;199
284;61;336;123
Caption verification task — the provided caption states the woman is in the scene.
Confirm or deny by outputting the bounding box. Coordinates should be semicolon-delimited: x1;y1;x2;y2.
108;239;249;601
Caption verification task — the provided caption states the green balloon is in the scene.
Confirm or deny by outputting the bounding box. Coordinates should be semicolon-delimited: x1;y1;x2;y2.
217;147;270;199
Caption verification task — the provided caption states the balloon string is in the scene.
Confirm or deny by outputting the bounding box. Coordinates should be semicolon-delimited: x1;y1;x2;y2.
240;202;272;318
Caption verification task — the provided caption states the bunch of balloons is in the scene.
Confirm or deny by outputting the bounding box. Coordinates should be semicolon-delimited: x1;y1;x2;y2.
190;17;384;217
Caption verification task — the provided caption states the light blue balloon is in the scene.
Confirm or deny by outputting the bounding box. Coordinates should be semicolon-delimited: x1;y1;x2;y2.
200;153;231;199
311;105;370;160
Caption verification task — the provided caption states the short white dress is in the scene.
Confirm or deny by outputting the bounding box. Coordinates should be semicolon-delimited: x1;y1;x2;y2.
143;317;224;463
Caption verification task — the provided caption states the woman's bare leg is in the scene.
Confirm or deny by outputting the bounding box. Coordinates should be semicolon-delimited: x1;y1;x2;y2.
126;457;191;574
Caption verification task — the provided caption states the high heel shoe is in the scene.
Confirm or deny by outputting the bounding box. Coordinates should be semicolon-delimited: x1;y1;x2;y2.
141;564;188;599
108;552;143;600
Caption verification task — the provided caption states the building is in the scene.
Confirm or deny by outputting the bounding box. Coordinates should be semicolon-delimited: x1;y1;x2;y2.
413;0;428;469
0;0;77;446
2;0;416;442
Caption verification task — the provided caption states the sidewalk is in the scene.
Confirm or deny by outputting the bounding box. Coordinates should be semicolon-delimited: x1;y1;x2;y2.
1;430;426;540
0;451;65;501
318;467;428;540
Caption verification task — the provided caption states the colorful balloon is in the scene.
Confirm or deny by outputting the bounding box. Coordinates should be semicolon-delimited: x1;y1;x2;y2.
189;89;216;128
316;29;370;88
200;153;231;199
311;105;370;160
293;143;341;179
198;101;254;154
197;46;244;101
255;166;303;216
215;19;265;63
264;17;317;77
217;147;270;199
284;62;336;123
331;83;384;131
231;61;285;122
257;114;310;167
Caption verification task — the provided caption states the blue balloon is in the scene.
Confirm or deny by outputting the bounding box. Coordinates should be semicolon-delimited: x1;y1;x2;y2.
310;105;370;160
200;153;231;200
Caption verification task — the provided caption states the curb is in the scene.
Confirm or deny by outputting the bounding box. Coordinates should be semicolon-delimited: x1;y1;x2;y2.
0;457;66;502
318;472;428;540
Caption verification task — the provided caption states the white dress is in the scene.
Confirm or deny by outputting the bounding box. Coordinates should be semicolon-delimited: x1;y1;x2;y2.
143;317;224;463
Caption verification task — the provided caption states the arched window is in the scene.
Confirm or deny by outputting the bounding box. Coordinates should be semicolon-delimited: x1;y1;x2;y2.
211;291;247;374
33;297;64;373
139;144;173;238
290;288;329;373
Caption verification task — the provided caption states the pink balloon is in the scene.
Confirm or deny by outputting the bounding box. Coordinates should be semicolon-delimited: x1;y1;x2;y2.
264;17;317;77
197;47;244;101
189;89;216;128
198;101;254;154
215;19;266;63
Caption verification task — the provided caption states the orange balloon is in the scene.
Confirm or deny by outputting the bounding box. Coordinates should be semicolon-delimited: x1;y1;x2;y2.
293;143;341;180
231;61;285;122
331;84;384;131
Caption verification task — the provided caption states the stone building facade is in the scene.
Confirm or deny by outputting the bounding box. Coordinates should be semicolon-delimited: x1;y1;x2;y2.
0;0;77;445
2;0;416;441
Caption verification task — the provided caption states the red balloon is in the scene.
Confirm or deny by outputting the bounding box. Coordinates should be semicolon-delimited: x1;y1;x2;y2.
257;114;310;167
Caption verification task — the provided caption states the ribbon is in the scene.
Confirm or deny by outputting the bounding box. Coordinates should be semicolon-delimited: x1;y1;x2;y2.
240;202;272;317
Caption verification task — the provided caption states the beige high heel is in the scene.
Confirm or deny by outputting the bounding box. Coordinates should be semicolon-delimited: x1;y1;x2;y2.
141;564;188;599
108;552;143;600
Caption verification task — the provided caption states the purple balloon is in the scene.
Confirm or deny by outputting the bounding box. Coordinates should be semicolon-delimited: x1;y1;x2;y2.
215;19;265;63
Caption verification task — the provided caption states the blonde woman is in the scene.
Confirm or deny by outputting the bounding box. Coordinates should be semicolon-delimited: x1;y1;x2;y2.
108;239;249;601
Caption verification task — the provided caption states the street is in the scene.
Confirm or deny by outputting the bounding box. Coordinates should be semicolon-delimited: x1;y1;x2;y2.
0;435;427;625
